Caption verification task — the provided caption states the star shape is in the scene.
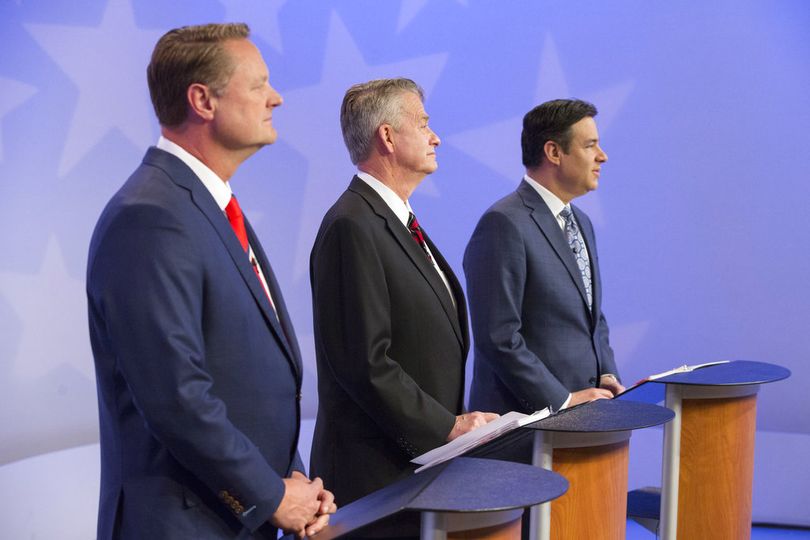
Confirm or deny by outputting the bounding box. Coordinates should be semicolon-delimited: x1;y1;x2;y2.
221;0;286;52
0;236;95;381
397;0;469;32
275;12;448;280
0;78;38;162
610;320;651;370
25;0;162;176
446;34;634;227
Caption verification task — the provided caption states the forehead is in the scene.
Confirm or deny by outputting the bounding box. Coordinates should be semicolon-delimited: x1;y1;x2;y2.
223;38;267;78
399;91;427;117
569;116;599;140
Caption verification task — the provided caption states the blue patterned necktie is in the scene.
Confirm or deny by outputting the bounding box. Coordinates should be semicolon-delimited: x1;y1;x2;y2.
559;207;592;310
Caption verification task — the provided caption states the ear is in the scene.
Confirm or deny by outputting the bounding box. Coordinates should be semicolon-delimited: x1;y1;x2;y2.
376;123;396;155
187;83;216;122
543;140;562;166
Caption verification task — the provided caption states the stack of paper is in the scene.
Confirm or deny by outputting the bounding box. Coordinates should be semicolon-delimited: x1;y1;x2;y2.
412;408;551;472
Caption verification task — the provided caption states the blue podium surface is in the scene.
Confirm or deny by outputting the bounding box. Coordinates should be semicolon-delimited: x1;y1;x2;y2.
617;360;791;404
316;457;568;539
524;398;675;433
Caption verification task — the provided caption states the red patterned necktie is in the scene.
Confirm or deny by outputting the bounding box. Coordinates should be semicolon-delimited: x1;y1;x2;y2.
407;212;433;263
225;195;274;308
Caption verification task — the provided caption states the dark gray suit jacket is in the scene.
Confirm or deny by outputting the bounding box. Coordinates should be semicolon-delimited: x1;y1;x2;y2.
464;180;617;414
309;177;468;537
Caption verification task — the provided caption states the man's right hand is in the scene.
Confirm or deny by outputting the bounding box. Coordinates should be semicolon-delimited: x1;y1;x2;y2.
270;474;323;538
568;387;613;407
447;411;500;441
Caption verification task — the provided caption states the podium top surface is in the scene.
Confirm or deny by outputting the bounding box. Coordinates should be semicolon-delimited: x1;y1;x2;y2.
521;398;674;433
317;457;567;539
654;360;790;386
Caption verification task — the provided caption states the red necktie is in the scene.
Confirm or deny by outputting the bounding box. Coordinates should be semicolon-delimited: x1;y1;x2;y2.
407;212;433;263
225;195;274;308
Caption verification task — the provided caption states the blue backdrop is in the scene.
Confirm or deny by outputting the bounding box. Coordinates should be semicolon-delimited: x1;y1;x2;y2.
1;0;807;531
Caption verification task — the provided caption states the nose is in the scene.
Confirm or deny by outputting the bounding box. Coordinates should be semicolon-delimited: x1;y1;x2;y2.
429;127;441;147
597;145;607;162
268;84;283;108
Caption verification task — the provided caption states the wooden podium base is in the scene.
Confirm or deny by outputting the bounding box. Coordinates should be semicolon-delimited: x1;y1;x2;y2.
448;516;522;539
676;393;757;539
423;509;524;540
549;440;629;540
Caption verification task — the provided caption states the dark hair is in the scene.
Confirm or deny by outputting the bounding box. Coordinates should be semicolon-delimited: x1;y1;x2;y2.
147;23;250;127
521;99;598;168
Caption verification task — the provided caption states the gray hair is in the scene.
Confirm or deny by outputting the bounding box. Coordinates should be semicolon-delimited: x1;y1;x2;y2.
340;78;424;165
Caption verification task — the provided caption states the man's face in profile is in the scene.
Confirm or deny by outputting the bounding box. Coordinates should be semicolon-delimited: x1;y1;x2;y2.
556;116;608;199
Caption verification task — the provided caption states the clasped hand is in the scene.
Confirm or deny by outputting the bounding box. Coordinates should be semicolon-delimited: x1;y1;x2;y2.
272;471;337;538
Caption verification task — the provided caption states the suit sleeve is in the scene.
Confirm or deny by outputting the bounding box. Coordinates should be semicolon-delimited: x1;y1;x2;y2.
311;216;456;455
463;210;570;411
88;204;284;532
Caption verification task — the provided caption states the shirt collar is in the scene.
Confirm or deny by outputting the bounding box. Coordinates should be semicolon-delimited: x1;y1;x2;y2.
356;171;413;227
157;136;233;211
523;174;570;218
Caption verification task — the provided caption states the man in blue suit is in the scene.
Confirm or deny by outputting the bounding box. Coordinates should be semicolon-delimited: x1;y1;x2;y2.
87;23;334;539
464;99;625;416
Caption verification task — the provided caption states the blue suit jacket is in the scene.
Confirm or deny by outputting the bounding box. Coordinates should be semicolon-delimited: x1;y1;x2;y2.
87;148;303;539
464;180;617;414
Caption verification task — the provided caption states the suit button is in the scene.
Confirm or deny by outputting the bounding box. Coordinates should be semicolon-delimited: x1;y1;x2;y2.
218;490;228;500
296;392;302;401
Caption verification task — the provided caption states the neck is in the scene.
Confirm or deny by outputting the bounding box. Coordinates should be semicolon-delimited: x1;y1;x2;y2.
526;166;573;204
162;126;249;182
359;161;422;202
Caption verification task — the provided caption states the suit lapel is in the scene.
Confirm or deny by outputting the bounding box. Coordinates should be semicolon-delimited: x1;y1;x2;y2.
245;219;303;379
517;181;592;317
349;177;465;348
572;206;600;321
423;231;469;352
144;148;300;373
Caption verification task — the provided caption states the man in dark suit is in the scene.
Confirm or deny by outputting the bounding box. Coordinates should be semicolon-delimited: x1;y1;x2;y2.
87;23;334;539
464;99;625;416
309;78;496;538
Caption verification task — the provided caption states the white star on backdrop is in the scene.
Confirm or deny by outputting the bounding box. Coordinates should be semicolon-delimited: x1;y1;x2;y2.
25;0;162;176
397;0;468;32
0;237;94;381
609;320;650;369
221;0;286;52
276;12;448;280
446;34;635;227
0;78;38;162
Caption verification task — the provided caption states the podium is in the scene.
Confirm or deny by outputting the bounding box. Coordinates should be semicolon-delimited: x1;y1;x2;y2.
622;360;790;539
522;399;674;540
316;457;568;540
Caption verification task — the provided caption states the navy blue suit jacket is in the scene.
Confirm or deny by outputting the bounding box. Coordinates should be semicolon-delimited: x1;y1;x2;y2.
87;148;303;539
464;180;617;414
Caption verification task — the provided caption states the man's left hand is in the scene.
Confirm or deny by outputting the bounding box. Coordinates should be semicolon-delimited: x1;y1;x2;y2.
599;374;625;396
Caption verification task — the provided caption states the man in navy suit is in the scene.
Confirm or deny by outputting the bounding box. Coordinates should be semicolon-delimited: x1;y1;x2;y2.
309;78;496;538
464;99;625;416
87;23;334;539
